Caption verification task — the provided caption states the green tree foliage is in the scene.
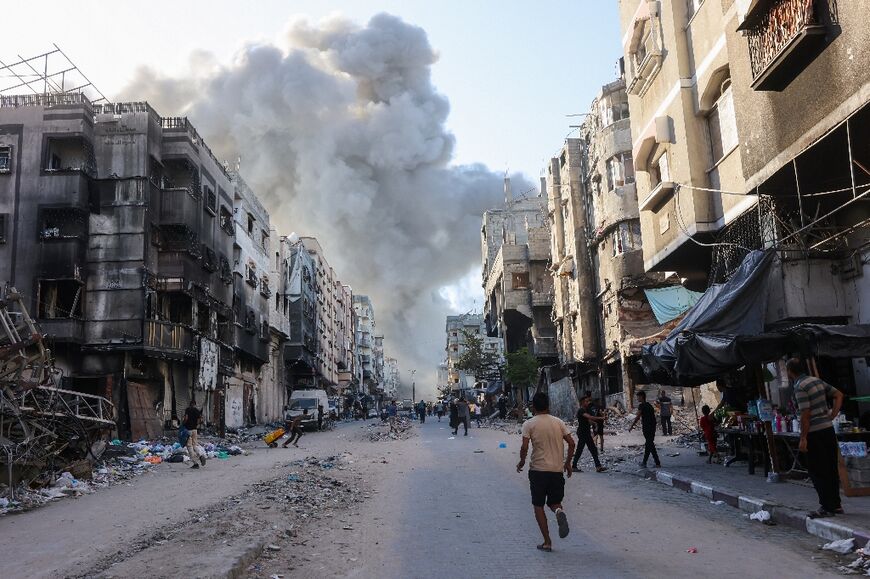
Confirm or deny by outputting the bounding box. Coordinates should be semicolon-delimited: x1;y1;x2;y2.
505;347;539;388
455;329;503;382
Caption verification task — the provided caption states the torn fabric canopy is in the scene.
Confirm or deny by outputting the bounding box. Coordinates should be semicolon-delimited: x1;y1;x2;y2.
644;285;703;325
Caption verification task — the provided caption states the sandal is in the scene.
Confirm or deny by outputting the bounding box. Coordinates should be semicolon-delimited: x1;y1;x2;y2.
536;544;552;552
807;508;834;519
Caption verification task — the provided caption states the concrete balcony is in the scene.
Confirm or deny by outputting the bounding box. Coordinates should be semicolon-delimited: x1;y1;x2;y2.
38;317;85;344
160;187;201;226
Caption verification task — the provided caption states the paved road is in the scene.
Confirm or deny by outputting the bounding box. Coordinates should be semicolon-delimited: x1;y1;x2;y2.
303;418;841;579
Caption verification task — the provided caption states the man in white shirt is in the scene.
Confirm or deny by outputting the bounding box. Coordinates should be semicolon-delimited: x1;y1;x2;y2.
516;392;576;552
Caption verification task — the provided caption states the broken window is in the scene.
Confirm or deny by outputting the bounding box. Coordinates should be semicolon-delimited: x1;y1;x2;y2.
219;205;234;235
598;94;630;127
247;212;255;235
196;303;211;334
261;229;269;251
612;221;643;257
605;153;635;191
165;292;193;325
0;145;11;173
512;272;530;290
648;150;670;189
43;136;95;175
38;207;87;240
162;158;200;196
245;263;258;288
203;185;217;215
37;279;83;319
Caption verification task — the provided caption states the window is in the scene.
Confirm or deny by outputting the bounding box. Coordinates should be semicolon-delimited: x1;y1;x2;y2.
598;95;630;127
649;151;670;188
219;206;234;235
203;186;216;215
0;214;6;244
43;136;94;175
512;272;530;290
0;145;11;173
612;221;643;257
39;207;87;240
247;212;255;235
707;78;737;165
261;229;269;251
37;279;83;318
605;153;635;190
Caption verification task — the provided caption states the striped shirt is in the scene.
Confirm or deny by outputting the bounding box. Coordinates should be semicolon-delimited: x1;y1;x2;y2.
794;375;836;433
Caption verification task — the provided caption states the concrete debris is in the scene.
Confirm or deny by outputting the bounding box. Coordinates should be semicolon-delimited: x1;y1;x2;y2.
842;548;870;574
366;418;415;442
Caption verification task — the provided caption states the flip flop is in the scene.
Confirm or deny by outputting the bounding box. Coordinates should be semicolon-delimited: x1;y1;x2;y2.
536;544;552;552
556;509;570;538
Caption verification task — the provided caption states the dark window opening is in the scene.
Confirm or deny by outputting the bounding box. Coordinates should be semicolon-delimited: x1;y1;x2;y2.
0;214;7;243
37;279;83;319
163;292;193;325
43;136;95;175
203;185;217;215
512;272;530;290
39;207;87;240
247;212;255;235
162;158;200;197
196;303;211;334
219;206;234;235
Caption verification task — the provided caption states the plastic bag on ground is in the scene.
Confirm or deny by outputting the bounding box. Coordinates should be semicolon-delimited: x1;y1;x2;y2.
823;538;855;554
749;510;770;522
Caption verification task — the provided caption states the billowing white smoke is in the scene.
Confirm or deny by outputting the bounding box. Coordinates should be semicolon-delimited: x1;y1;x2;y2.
119;13;534;396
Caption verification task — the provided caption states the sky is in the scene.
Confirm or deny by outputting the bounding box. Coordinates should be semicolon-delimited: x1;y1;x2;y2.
5;1;623;393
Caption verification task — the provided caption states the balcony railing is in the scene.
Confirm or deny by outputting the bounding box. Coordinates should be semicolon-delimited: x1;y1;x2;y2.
144;320;194;356
741;0;838;90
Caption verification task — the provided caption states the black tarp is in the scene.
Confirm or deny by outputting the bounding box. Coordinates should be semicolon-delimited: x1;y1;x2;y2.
640;249;870;385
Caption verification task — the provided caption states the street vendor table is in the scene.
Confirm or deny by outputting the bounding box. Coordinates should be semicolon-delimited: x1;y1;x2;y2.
774;430;870;496
719;428;769;476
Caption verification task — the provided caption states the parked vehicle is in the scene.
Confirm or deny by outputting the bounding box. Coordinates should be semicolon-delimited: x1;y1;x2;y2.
287;389;330;428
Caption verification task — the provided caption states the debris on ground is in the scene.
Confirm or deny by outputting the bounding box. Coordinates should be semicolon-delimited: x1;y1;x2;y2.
366;418;415;442
840;547;870;574
749;510;771;522
823;537;855;554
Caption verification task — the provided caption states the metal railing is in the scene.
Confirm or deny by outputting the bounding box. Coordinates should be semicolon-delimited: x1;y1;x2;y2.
144;320;194;354
744;0;837;80
0;93;93;111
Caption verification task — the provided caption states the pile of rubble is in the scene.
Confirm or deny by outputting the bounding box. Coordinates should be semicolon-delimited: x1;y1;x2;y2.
479;419;522;435
0;437;249;515
366;418;415;442
603;401;701;436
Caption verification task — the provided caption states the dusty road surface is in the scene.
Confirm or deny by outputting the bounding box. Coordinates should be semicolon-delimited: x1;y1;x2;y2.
1;418;849;578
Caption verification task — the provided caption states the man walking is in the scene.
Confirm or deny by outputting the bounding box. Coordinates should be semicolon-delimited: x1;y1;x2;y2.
516;392;575;552
572;395;606;472
182;400;207;469
456;398;471;436
657;389;673;436
787;358;844;518
435;401;444;422
629;390;661;468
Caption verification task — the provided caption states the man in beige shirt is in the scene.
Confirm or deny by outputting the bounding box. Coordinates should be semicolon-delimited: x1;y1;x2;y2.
516;392;576;552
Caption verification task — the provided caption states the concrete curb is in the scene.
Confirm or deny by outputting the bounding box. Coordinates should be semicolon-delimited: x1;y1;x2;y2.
629;467;869;547
224;536;270;579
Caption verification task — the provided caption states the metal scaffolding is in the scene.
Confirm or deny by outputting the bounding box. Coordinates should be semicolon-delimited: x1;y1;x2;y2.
0;44;110;104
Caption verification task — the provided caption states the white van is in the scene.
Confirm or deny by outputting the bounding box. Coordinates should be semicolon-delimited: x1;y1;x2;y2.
287;389;330;428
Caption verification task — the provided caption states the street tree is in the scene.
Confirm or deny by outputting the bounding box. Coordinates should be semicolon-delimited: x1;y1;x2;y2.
505;347;538;390
455;329;503;384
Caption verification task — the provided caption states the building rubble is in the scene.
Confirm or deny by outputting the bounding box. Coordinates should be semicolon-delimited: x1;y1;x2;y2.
365;418;415;442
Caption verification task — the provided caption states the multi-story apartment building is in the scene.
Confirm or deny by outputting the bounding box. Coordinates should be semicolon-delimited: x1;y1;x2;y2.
335;283;356;390
353;295;376;392
373;334;385;393
482;179;556;400
299;237;343;392
226;173;273;427
279;236;319;391
546;78;669;407
444;313;504;391
383;357;400;398
619;0;869;406
0;96;238;438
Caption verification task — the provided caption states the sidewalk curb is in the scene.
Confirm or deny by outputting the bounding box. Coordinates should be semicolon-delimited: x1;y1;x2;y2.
225;536;270;579
628;467;869;548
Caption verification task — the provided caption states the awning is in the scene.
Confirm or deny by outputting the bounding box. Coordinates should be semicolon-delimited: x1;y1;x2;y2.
640;249;870;385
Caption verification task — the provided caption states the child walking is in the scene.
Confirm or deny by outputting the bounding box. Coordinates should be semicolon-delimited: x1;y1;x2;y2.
699;405;720;464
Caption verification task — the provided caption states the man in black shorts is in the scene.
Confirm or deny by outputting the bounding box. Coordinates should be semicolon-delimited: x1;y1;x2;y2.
283;409;308;448
516;392;575;552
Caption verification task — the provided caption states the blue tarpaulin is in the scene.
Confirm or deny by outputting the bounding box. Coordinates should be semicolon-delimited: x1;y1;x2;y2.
644;286;704;325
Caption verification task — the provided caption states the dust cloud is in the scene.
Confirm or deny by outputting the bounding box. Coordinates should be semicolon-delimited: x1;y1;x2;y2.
118;13;534;396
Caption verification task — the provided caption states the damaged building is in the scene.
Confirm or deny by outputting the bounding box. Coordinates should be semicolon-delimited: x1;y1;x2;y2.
617;0;870;409
546;77;676;409
482;179;557;401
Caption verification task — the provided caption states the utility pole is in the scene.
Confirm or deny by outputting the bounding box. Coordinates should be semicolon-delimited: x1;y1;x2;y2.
411;369;416;402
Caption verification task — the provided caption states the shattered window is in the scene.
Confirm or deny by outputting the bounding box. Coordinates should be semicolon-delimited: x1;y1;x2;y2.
512;272;530;290
37;279;83;319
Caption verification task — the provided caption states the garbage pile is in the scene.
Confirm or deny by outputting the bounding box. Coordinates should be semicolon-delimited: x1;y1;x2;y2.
249;455;357;517
366;418;414;442
839;545;870;575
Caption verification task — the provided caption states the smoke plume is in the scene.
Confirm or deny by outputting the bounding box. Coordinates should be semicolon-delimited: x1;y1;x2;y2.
118;13;533;396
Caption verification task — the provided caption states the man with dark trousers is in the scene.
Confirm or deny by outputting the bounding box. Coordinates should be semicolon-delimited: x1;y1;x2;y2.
787;358;844;518
572;395;607;472
516;392;575;552
629;390;661;468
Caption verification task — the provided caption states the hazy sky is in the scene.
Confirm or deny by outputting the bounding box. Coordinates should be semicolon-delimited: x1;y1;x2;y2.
6;1;622;183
